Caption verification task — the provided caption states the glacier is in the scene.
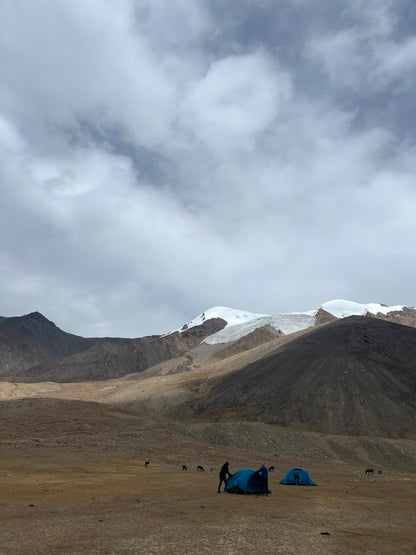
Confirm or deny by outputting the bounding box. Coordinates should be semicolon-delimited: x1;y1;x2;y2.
173;299;410;346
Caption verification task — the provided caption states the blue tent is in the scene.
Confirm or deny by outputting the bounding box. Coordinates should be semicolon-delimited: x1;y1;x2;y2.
225;468;267;494
279;467;317;486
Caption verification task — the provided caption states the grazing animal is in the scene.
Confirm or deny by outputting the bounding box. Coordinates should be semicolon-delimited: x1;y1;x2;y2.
182;465;187;471
365;468;374;475
378;470;382;475
197;465;205;472
269;466;275;473
145;460;149;468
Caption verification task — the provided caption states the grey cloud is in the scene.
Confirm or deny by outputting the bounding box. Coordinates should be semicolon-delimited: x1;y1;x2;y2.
1;0;416;337
62;118;174;186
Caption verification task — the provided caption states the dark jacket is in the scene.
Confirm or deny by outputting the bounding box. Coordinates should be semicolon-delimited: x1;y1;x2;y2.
220;462;230;479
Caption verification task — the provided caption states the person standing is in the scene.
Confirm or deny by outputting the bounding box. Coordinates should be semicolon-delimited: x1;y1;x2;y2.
254;465;270;494
218;462;232;493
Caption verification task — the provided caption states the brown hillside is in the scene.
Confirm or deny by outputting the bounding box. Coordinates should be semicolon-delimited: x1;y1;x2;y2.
0;312;101;375
2;317;227;382
190;316;416;438
208;325;283;360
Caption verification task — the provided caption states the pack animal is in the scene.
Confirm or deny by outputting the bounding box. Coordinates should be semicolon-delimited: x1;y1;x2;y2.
269;466;275;473
182;465;187;471
365;468;374;475
197;465;205;472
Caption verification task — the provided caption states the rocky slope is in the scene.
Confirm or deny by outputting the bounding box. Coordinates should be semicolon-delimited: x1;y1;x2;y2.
0;312;101;376
1;304;416;441
190;316;416;438
0;313;226;382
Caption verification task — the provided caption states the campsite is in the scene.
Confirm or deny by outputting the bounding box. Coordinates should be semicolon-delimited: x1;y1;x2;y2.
1;307;416;553
1;309;416;553
2;0;416;551
1;397;415;554
1;449;415;554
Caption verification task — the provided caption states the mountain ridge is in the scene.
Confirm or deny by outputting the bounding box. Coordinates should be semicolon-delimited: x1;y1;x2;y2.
175;299;413;345
0;305;415;442
1;299;416;383
189;316;416;438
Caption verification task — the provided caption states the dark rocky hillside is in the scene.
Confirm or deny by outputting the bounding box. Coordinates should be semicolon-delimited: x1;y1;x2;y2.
191;316;416;438
0;314;227;382
0;312;102;376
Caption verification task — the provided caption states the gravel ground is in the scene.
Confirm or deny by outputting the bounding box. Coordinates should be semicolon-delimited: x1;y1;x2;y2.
1;450;415;555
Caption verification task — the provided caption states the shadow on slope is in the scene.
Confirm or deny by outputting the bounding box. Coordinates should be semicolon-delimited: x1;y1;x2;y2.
190;316;416;438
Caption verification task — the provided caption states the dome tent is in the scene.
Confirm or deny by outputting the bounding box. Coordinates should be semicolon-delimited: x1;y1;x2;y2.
225;468;268;494
279;467;317;486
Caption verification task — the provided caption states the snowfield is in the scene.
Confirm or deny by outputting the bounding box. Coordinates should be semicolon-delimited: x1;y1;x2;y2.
176;306;268;332
203;312;316;345
174;299;412;346
320;300;405;318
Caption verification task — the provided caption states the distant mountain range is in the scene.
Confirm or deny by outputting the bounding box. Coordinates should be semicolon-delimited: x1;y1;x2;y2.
0;310;226;381
173;300;416;344
1;300;416;438
1;299;416;383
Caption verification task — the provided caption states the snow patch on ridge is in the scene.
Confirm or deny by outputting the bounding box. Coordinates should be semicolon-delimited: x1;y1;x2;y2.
173;299;411;346
203;312;316;345
321;299;405;318
174;306;268;333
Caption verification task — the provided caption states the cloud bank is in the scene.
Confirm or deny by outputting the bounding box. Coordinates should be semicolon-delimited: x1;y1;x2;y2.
1;0;415;336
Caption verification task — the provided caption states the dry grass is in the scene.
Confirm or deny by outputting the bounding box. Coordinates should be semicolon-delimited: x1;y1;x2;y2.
1;448;415;554
0;389;415;554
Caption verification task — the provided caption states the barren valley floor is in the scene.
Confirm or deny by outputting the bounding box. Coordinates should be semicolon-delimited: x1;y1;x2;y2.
1;448;415;555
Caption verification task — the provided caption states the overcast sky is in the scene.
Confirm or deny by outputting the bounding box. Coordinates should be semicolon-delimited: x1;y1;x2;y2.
1;0;416;337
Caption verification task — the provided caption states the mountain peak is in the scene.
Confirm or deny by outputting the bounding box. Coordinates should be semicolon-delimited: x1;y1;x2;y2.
176;306;268;333
25;311;53;322
175;299;414;346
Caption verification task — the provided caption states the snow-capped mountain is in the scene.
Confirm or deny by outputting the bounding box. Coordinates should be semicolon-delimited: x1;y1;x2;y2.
176;306;269;332
319;300;405;318
176;299;412;345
